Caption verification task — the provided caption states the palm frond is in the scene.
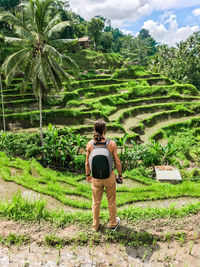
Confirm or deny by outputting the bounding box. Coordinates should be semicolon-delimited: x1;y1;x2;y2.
49;55;71;89
21;59;35;94
46;21;71;39
48;56;65;89
0;11;24;27
43;13;61;35
23;0;36;31
5;37;30;47
49;38;77;48
43;57;61;91
61;55;79;77
32;75;40;96
43;44;62;64
34;0;55;33
1;48;30;84
5;52;30;86
15;26;35;42
40;0;57;31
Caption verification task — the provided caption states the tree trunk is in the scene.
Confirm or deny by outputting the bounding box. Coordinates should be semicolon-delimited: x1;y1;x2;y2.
39;85;43;147
0;74;6;132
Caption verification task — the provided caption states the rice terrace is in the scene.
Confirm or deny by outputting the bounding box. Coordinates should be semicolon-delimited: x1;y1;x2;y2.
0;0;200;266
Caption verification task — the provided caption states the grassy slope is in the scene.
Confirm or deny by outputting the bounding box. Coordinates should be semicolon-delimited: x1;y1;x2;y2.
0;152;200;210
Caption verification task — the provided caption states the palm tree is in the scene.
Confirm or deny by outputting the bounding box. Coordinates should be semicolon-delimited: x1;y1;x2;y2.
0;35;6;132
0;0;78;145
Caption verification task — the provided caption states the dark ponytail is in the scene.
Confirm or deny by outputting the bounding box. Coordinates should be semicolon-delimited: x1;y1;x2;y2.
94;119;106;142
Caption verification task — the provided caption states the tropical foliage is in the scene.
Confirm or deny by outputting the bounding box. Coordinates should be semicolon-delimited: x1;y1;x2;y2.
0;0;78;144
150;31;200;90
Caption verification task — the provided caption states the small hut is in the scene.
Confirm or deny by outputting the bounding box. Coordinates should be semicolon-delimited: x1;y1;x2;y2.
78;36;91;49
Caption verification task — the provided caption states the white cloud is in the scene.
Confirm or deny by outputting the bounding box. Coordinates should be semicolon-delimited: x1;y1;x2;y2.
121;29;134;35
69;0;200;26
142;14;199;46
192;8;200;18
69;0;200;46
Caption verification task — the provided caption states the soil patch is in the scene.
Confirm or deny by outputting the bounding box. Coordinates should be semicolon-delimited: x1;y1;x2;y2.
59;182;75;190
1;242;200;266
117;178;146;188
66;194;91;203
1;213;200;266
10;167;23;177
30;167;40;178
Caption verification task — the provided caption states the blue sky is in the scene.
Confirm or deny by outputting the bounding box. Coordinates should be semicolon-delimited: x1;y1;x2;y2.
69;0;200;47
127;6;200;34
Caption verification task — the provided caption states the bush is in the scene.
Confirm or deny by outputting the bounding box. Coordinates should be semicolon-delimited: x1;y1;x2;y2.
73;154;86;172
0;131;40;158
41;124;87;172
0;125;87;172
114;135;177;172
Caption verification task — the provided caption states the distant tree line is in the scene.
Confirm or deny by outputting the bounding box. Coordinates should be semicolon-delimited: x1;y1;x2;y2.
151;32;200;90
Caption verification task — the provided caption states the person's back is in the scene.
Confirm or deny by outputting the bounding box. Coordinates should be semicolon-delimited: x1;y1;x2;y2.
85;119;123;231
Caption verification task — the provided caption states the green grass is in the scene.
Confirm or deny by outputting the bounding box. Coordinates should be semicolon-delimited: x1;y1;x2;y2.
1;152;200;210
129;84;198;97
0;233;30;246
1;191;200;228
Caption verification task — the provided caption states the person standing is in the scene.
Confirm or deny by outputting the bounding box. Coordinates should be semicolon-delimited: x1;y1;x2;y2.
85;119;123;231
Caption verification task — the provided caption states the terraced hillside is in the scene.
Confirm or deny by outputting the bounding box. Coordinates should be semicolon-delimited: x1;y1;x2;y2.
2;69;200;145
1;68;200;191
2;68;200;267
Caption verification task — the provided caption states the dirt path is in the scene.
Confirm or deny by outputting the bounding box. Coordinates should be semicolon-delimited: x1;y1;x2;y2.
120;196;200;209
140;116;196;143
109;107;131;121
122;112;162;134
109;99;200;122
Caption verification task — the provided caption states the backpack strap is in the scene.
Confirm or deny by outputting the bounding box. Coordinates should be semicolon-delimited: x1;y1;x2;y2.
90;140;94;148
105;139;110;147
91;139;110;149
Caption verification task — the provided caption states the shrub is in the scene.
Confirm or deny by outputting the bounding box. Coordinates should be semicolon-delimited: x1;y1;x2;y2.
114;135;177;172
0;131;40;158
73;154;86;172
41;124;87;171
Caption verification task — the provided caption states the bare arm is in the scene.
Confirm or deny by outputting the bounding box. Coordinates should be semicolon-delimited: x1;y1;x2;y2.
112;142;122;176
85;142;92;182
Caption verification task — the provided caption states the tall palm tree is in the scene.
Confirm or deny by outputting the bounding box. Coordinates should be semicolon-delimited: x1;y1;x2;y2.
0;0;78;145
0;35;6;132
